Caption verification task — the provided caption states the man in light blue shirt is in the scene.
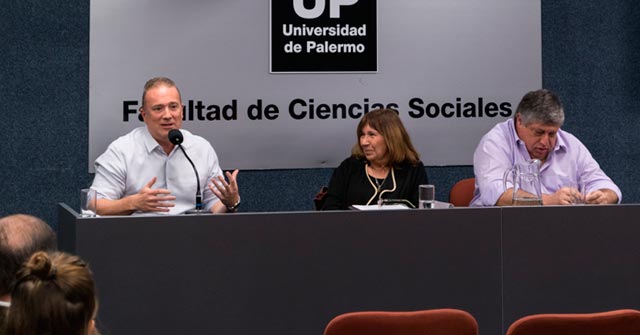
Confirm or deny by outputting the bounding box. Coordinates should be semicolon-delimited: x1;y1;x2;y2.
471;89;620;206
91;77;241;215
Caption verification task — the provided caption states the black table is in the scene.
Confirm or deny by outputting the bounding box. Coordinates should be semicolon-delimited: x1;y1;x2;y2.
58;203;640;335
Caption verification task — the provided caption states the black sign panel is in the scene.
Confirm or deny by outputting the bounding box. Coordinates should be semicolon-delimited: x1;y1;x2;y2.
271;0;377;72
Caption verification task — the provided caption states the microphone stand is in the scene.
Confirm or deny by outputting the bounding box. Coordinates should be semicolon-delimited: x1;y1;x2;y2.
168;129;204;215
177;144;204;215
377;198;416;209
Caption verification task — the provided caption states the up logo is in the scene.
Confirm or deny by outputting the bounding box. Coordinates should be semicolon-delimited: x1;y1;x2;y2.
271;0;376;72
293;0;359;19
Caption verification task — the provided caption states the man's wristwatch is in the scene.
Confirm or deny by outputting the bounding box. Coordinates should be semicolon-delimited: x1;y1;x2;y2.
226;197;241;212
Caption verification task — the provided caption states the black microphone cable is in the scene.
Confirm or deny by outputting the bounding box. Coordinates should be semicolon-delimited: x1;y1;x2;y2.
168;129;203;211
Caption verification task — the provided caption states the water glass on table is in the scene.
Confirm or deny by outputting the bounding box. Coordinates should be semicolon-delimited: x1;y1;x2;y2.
569;181;586;205
419;184;435;209
80;188;97;217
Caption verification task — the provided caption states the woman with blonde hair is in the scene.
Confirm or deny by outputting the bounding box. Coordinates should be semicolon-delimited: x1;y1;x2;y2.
4;251;98;335
321;108;428;210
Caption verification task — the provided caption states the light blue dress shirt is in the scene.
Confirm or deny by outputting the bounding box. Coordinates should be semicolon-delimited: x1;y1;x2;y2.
91;127;223;214
470;119;621;206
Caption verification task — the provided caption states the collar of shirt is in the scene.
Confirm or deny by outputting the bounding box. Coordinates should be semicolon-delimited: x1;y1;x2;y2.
142;127;162;154
141;127;195;154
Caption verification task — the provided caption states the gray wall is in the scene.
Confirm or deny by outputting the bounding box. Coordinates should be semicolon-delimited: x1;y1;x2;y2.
2;1;638;229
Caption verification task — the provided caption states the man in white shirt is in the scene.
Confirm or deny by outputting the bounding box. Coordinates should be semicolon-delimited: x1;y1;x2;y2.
91;77;241;215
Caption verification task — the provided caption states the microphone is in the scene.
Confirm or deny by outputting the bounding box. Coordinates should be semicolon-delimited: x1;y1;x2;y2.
168;129;183;145
168;129;203;213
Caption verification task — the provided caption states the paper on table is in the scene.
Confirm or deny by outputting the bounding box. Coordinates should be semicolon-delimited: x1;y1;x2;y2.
351;201;454;210
351;204;411;210
432;201;455;209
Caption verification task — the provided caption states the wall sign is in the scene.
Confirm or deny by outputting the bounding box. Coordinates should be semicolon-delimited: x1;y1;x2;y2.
270;0;377;73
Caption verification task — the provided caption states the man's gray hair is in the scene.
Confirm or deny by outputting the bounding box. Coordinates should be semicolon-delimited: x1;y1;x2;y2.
514;89;565;127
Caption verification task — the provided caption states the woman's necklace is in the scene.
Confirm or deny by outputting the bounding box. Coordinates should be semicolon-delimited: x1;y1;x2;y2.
373;176;386;191
368;166;389;192
364;165;398;206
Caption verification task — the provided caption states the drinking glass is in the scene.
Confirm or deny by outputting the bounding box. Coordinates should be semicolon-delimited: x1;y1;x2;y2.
80;188;97;217
569;181;586;205
419;184;435;209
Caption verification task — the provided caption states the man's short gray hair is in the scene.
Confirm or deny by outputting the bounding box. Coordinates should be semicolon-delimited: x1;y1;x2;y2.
141;77;182;107
514;89;565;127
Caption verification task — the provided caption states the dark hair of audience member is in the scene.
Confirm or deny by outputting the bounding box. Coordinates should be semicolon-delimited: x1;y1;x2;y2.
5;251;98;335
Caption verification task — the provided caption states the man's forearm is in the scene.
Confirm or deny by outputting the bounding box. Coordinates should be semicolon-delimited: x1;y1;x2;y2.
495;189;514;206
95;198;136;216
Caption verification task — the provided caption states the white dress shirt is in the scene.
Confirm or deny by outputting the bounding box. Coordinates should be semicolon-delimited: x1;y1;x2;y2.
91;127;223;214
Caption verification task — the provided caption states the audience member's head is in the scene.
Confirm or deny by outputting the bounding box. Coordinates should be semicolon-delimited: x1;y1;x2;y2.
5;251;98;335
0;214;57;300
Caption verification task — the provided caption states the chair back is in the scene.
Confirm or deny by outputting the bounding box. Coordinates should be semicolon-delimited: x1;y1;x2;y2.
323;309;478;335
506;309;640;335
449;178;475;207
314;186;329;210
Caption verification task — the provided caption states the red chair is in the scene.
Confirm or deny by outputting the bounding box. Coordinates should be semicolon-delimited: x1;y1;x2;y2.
323;309;478;335
506;309;640;335
449;178;476;207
